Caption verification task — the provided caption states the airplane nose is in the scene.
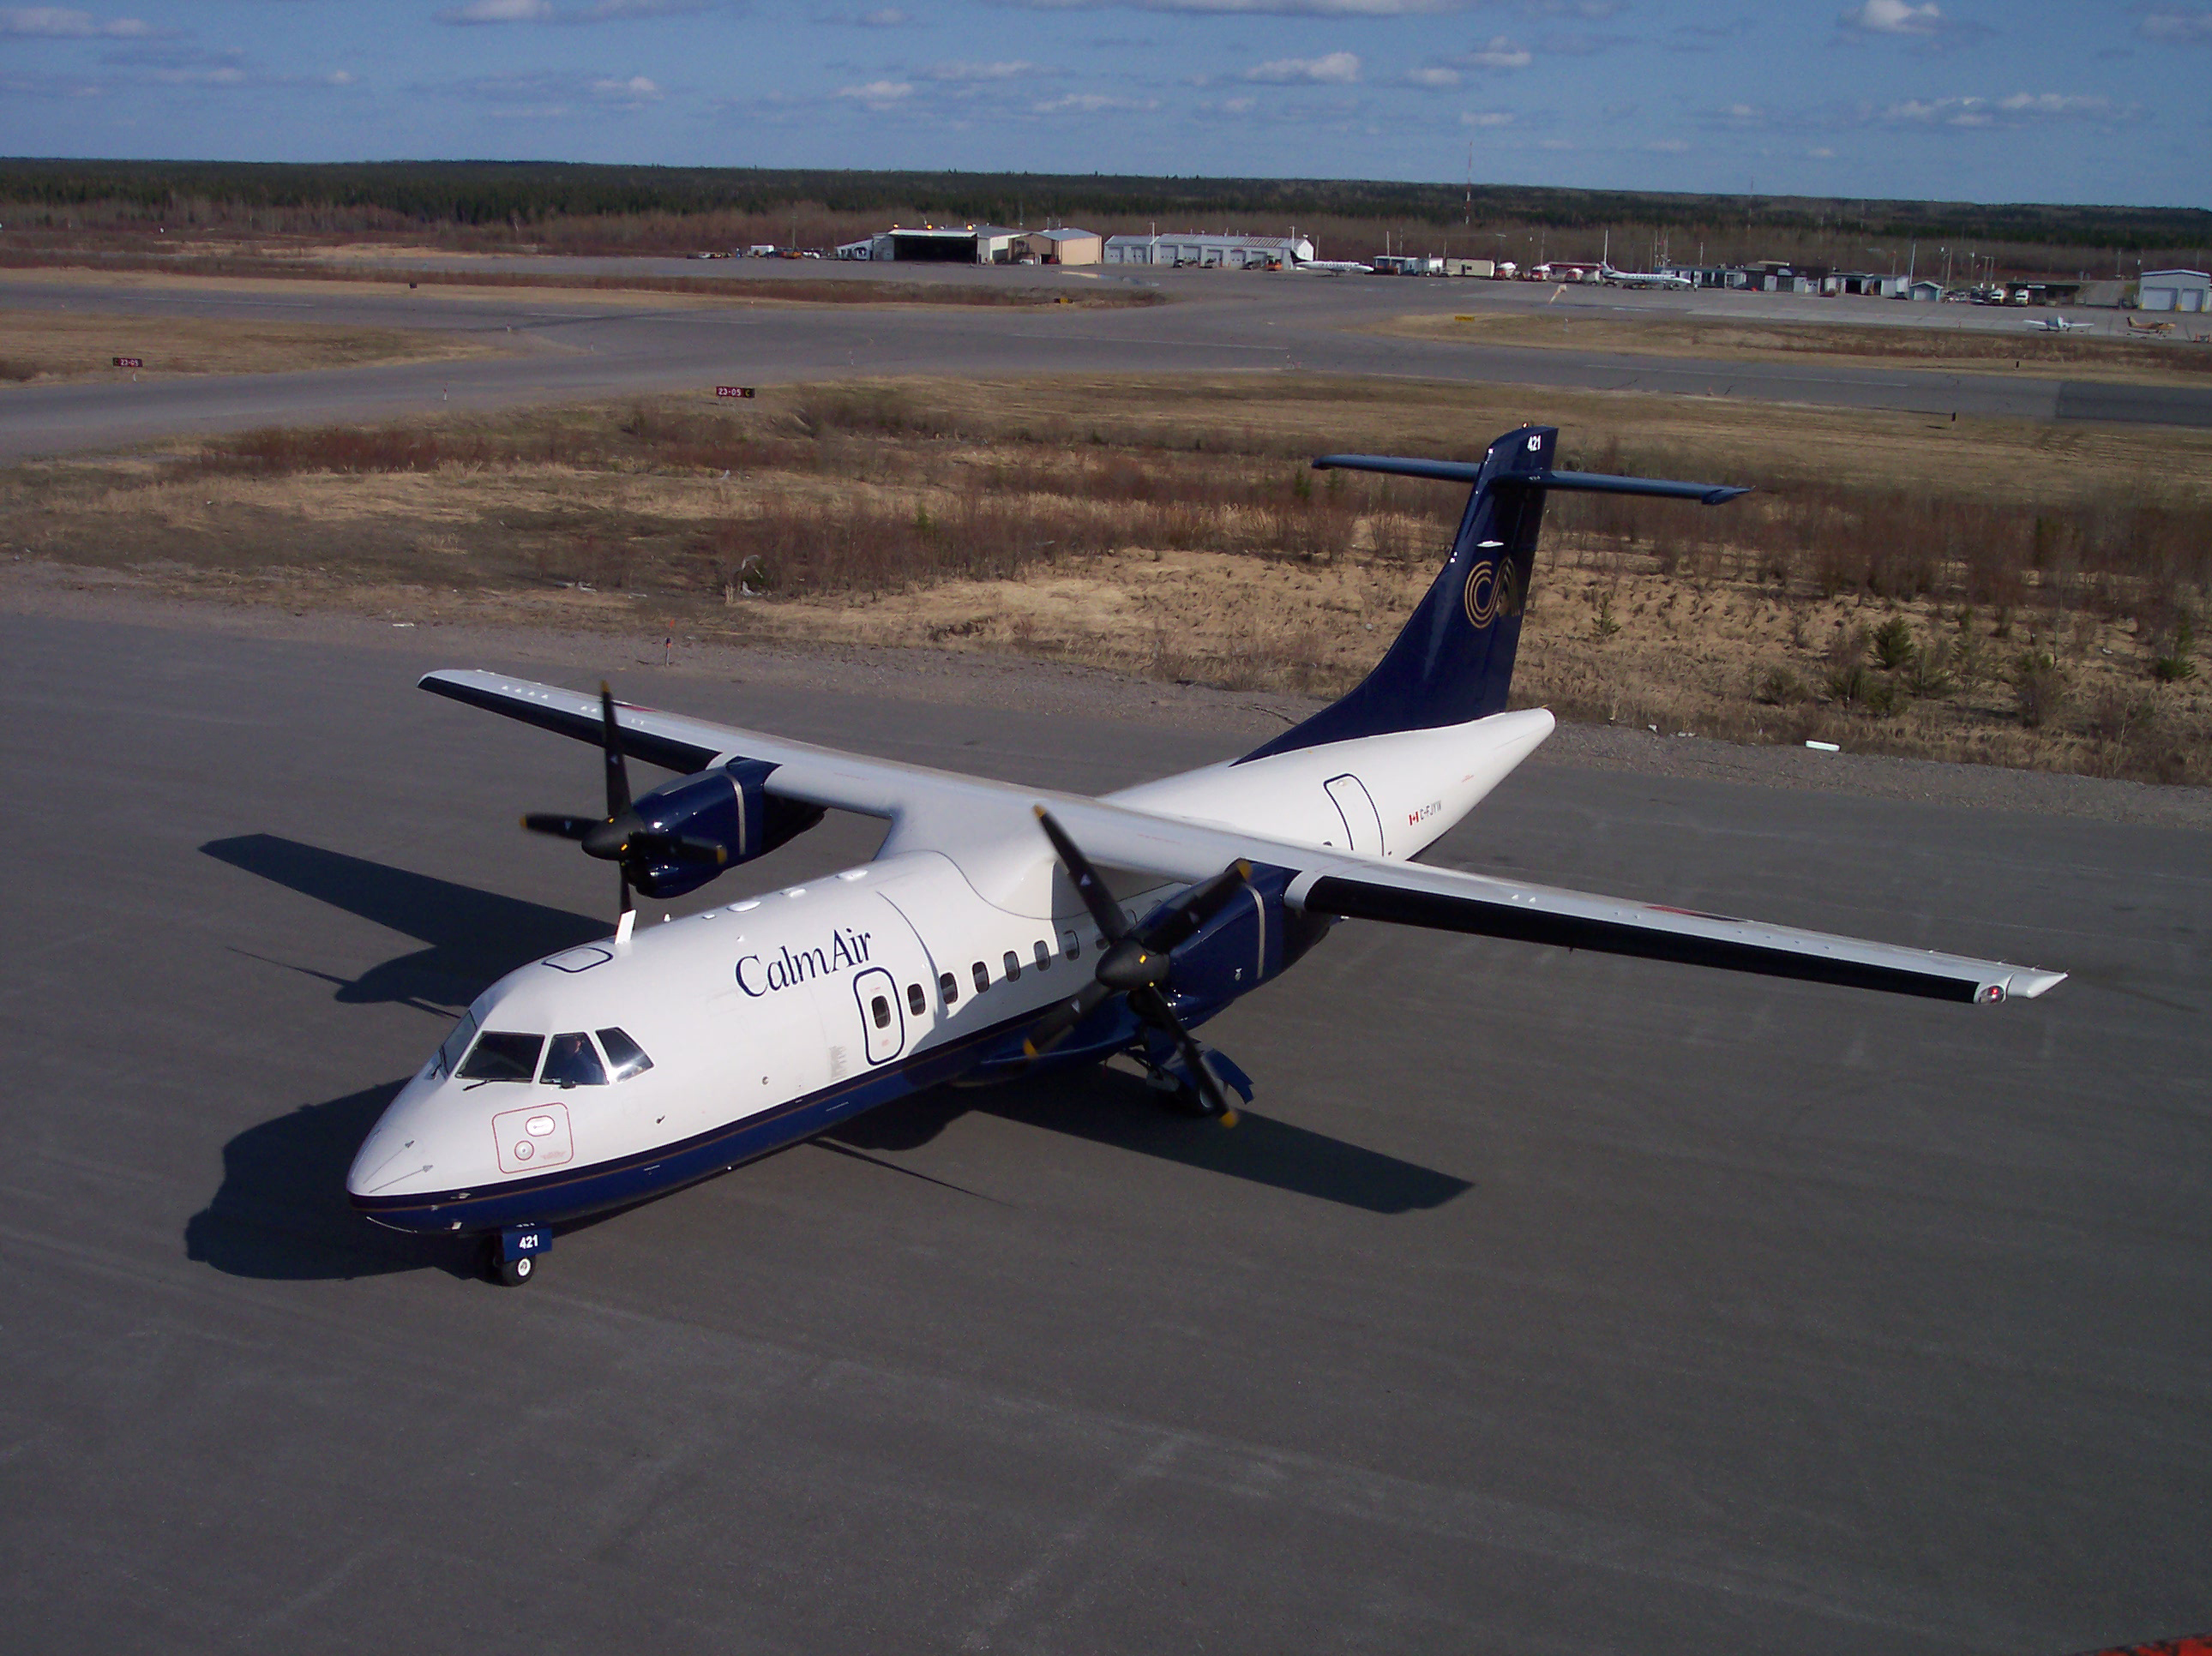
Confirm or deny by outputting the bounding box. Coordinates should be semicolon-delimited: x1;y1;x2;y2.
346;1080;437;1199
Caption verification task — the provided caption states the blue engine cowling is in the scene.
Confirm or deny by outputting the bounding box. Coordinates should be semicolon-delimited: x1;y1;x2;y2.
630;759;824;899
1146;863;1332;1018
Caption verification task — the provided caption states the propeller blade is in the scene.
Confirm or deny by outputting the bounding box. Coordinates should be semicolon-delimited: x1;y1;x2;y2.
1135;858;1253;953
522;813;597;841
1021;980;1116;1059
1129;987;1238;1126
618;866;633;917
599;681;632;820
1034;806;1129;944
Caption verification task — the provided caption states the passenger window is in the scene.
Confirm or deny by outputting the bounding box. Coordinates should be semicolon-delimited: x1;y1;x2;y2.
940;971;958;1006
540;1031;607;1089
1034;940;1050;971
1003;950;1021;981
595;1027;655;1081
457;1031;543;1083
972;961;990;993
870;995;892;1029
1062;927;1080;960
907;981;926;1016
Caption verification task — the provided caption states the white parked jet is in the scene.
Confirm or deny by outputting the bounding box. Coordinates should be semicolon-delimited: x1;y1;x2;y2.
1600;262;1694;291
350;426;2065;1284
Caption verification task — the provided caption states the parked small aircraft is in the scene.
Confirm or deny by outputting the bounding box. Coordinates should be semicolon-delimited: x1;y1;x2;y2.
2125;315;2177;337
351;427;2065;1284
1294;259;1374;276
2026;315;2093;333
1600;262;1694;291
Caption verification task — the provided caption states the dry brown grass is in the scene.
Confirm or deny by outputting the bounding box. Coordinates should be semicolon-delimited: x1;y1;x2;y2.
4;374;2205;785
0;305;502;382
0;250;1160;310
1380;310;2212;387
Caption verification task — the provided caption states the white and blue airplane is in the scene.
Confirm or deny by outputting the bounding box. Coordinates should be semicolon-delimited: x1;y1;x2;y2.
349;426;2065;1284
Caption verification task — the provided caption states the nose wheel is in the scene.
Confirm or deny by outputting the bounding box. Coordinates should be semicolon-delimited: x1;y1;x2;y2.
484;1224;551;1287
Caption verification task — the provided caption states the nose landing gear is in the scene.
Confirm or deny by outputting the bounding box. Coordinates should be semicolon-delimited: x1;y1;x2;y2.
485;1223;552;1287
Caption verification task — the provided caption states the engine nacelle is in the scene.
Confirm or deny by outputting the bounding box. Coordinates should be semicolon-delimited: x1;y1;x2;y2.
1149;864;1331;1013
629;759;824;899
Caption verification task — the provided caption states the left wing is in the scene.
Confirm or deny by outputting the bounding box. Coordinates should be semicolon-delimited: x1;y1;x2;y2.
422;669;2064;1005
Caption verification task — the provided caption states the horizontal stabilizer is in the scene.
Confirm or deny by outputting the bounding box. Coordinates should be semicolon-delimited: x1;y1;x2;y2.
1313;453;1749;506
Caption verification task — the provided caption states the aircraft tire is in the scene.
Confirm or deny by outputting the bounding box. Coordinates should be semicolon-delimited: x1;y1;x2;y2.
488;1246;535;1287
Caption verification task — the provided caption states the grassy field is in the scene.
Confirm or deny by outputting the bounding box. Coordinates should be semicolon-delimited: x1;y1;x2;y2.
1382;311;2212;387
0;305;503;383
0;250;1161;309
3;375;2204;785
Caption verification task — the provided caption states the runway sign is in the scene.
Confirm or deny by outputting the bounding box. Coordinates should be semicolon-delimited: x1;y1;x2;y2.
113;357;144;369
716;386;756;399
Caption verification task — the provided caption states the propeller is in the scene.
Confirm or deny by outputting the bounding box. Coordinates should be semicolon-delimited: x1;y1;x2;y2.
1025;806;1252;1125
523;681;726;916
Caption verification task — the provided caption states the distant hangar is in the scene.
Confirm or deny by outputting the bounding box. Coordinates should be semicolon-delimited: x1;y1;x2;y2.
837;225;1104;265
1104;233;1316;269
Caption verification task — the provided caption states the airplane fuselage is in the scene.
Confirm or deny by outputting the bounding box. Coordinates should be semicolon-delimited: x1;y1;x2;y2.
348;709;1560;1237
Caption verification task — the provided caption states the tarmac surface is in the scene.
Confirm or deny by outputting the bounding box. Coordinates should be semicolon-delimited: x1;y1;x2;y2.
7;261;2210;459
4;607;2208;1654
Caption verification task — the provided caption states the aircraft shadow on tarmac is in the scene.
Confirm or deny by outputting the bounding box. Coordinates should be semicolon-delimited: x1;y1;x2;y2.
829;1067;1472;1216
187;837;1469;1280
201;834;607;1011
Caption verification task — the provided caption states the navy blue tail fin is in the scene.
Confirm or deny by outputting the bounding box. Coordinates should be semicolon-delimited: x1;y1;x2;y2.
1237;428;1746;763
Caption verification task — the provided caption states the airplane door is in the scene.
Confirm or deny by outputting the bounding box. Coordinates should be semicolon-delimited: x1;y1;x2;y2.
1324;773;1386;856
852;966;904;1065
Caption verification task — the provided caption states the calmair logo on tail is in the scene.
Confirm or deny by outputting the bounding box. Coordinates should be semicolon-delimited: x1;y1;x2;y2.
1464;545;1524;627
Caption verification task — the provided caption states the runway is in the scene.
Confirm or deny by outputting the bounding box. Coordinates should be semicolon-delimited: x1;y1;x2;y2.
7;263;2209;460
3;608;2207;1653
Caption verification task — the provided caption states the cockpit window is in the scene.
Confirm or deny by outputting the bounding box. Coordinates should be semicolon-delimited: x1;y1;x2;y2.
456;1031;544;1083
597;1027;654;1082
541;1032;608;1089
433;1010;478;1078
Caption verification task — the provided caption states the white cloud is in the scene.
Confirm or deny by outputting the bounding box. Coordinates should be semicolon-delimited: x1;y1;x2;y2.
1884;91;2133;126
1244;50;1359;81
998;0;1486;14
437;0;702;22
442;0;554;18
1405;65;1460;87
592;73;662;102
0;7;150;36
1839;0;1945;33
835;77;914;107
1464;33;1530;67
1030;90;1157;111
1643;136;1688;152
2140;7;2212;39
1459;107;1512;125
922;59;1043;80
325;69;356;86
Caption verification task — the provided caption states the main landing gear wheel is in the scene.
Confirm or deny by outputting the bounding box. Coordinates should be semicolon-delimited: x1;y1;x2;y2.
494;1253;534;1287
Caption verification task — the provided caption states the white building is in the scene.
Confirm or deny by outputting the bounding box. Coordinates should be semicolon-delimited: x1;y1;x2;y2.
2139;269;2210;313
859;225;1025;264
1103;233;1316;269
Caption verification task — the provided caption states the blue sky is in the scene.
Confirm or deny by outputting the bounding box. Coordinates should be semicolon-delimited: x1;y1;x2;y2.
1;2;2203;208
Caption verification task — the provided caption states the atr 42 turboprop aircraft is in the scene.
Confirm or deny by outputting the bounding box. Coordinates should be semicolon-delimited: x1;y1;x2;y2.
349;426;2065;1285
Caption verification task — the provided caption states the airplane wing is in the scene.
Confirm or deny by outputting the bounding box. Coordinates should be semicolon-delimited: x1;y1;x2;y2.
422;669;2064;1006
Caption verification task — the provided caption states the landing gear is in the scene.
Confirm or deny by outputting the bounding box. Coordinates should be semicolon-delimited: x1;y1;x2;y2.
484;1223;552;1287
1139;1043;1255;1125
